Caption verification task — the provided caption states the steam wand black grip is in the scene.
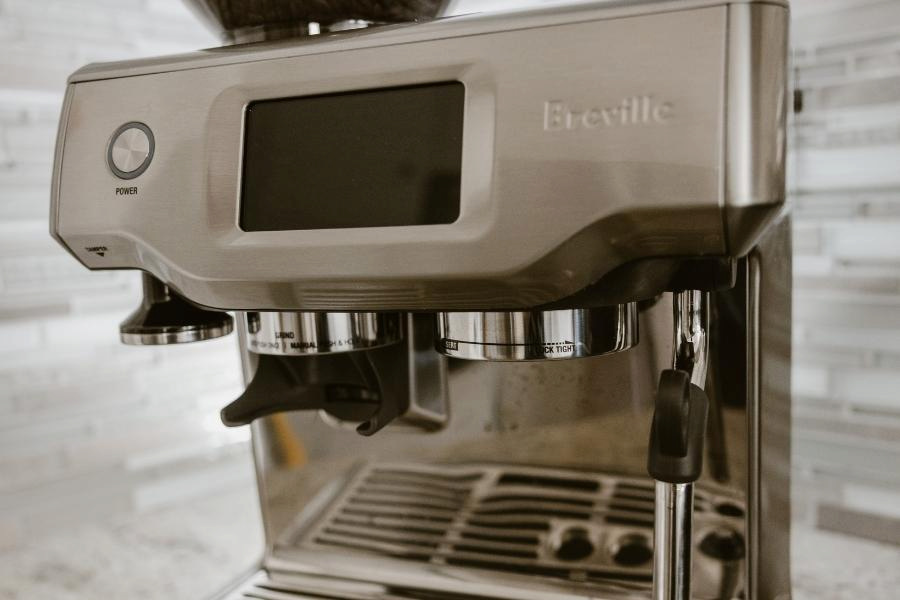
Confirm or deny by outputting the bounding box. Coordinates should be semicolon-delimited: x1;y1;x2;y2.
647;369;709;483
647;369;710;600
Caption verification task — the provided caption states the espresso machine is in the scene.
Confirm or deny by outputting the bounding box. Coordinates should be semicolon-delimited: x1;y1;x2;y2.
49;0;791;598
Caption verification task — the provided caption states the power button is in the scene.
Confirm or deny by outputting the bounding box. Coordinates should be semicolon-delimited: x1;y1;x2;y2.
108;122;154;179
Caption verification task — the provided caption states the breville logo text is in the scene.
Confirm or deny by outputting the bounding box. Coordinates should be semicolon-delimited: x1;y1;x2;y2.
543;96;673;131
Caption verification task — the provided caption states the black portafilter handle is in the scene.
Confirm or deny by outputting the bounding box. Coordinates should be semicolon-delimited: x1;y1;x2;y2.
221;347;408;436
119;273;233;345
647;369;709;484
221;354;376;427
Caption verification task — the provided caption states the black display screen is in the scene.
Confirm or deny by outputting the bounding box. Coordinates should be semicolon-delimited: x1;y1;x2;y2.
240;82;464;232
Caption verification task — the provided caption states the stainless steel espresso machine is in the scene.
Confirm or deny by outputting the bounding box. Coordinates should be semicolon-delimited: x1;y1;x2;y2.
49;1;791;598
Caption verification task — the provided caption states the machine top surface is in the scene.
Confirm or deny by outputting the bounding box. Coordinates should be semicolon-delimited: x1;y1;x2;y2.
69;0;787;83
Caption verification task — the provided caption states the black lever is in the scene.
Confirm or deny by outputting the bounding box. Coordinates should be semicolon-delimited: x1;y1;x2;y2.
221;349;408;436
355;344;411;435
648;369;709;483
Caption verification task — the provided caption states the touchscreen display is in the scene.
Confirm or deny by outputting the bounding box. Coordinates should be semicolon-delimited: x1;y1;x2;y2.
241;82;464;231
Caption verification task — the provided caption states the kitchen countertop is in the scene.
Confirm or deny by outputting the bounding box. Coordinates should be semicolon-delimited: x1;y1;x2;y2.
0;485;897;600
0;486;263;600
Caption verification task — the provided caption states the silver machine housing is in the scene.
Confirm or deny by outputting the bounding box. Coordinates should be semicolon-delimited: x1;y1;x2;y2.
51;0;786;311
49;1;791;599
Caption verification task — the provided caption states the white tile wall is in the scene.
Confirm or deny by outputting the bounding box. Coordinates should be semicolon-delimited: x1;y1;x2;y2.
791;0;900;536
0;0;252;548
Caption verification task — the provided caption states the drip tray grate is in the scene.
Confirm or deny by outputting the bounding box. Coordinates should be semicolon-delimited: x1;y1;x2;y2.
285;463;746;595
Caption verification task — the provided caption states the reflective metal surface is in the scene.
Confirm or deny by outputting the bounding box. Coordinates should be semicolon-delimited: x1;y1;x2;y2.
226;218;791;600
652;290;710;600
245;311;401;355
747;215;793;600
51;1;787;311
252;462;745;599
653;482;694;600
119;273;234;345
434;305;637;361
120;324;233;346
107;121;154;179
46;1;792;598
673;290;710;387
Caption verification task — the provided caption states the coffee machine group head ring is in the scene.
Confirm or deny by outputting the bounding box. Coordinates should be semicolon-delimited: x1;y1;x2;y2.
244;311;402;356
434;304;638;361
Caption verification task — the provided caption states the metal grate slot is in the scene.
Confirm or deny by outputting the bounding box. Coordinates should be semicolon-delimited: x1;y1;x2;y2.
451;543;539;559
332;516;447;536
297;463;745;597
371;468;483;481
347;497;463;512
465;516;552;530
445;557;571;578
341;506;456;523
356;484;466;503
368;469;482;486
480;493;594;507
314;531;433;561
497;472;599;492
458;530;540;545
322;525;442;548
612;490;655;502
608;499;654;514
471;504;592;520
615;482;654;493
358;478;473;494
588;570;653;583
603;515;654;527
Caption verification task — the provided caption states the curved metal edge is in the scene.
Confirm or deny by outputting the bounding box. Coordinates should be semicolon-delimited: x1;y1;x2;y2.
723;2;789;211
49;85;80;262
120;321;233;345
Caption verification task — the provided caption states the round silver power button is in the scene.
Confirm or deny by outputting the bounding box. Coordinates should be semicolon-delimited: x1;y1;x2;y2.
108;122;154;179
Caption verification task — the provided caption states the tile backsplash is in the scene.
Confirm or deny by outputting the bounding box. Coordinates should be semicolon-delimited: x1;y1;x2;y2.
790;0;900;541
0;0;251;550
0;0;898;550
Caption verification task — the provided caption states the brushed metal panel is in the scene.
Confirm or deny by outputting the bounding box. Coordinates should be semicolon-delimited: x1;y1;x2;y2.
722;3;790;257
235;230;790;599
746;214;792;600
54;2;745;310
724;2;789;209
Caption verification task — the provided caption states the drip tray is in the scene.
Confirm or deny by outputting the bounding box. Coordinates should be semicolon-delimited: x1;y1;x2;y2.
270;463;746;599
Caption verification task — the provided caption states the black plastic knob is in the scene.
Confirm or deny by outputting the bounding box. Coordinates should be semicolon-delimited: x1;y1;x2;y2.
647;369;709;484
119;273;233;345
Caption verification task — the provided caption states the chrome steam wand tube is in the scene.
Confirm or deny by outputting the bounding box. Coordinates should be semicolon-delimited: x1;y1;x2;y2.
651;291;710;600
654;482;694;600
672;290;710;389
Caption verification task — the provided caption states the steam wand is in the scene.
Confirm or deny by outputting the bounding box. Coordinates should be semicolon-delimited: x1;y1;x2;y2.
648;291;710;600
